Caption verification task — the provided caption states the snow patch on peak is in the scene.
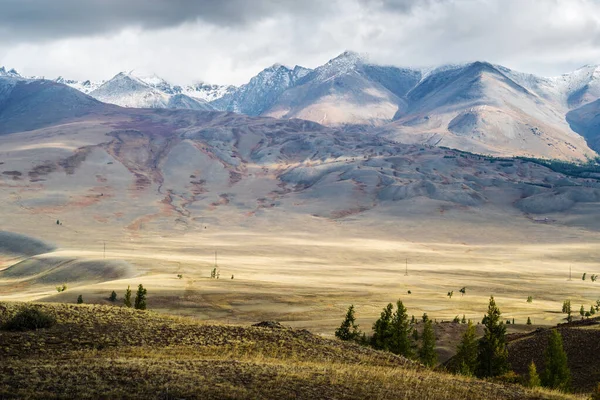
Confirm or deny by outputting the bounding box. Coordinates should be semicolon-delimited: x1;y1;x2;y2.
0;67;22;78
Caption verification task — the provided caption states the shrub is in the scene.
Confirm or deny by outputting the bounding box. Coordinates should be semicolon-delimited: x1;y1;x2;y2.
3;307;56;331
77;295;83;304
527;317;532;325
495;371;520;384
109;291;117;302
591;383;600;400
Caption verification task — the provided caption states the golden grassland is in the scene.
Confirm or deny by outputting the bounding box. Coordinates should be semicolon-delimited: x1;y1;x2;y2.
0;302;584;400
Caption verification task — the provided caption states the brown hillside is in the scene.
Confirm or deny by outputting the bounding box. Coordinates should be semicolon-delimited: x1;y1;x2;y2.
0;302;577;400
508;318;600;393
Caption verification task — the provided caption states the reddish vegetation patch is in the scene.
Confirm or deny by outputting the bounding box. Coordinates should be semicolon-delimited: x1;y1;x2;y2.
330;206;370;219
210;194;230;207
2;171;22;181
229;171;243;185
28;163;57;180
59;147;92;175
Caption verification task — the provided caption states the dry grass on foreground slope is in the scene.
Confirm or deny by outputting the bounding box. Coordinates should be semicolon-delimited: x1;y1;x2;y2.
0;303;580;400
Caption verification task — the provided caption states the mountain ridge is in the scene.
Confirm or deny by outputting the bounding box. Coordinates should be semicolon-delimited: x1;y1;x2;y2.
3;54;600;159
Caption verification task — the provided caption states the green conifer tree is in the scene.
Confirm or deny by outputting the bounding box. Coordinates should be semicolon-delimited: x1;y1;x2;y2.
76;295;83;304
542;330;571;392
335;305;361;341
124;285;132;308
455;320;478;376
527;361;541;388
134;284;147;310
388;300;413;358
371;303;393;351
476;296;509;378
419;319;437;367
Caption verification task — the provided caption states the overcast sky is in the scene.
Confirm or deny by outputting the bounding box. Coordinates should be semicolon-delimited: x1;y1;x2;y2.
1;0;599;85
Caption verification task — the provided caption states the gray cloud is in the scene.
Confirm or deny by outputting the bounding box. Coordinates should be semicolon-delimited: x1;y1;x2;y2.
358;0;445;12
1;0;599;85
0;0;329;42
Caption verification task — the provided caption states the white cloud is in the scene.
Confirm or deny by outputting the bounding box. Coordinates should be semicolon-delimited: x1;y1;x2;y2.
1;0;599;84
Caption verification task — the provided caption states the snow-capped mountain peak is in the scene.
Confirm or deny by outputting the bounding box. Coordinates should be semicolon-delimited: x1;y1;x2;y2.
316;51;367;80
0;67;22;78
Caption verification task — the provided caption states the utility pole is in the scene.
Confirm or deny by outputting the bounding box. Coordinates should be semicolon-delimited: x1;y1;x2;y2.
405;258;408;276
103;241;106;259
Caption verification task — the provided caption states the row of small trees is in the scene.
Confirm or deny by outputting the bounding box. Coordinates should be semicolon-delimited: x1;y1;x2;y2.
562;299;600;321
336;296;573;392
335;301;437;367
73;285;148;309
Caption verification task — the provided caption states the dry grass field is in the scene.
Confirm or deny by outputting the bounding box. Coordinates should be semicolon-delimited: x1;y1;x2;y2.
0;302;583;400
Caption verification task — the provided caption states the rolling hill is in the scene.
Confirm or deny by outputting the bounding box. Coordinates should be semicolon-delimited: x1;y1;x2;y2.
0;302;578;400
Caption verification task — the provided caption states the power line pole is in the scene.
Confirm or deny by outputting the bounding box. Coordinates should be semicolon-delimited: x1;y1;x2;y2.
103;241;106;259
405;258;408;276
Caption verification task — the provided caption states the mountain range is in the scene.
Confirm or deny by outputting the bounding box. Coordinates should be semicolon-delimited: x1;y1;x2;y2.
3;52;600;160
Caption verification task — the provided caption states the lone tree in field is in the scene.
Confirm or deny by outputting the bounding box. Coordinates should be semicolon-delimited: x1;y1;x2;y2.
562;300;572;322
335;305;361;341
542;330;571;392
124;286;132;308
527;317;532;325
419;319;437;367
388;300;413;358
527;361;541;388
76;295;83;304
582;272;587;281
371;303;394;351
455;320;478;376
476;296;509;378
447;291;454;299
459;287;466;296
109;291;117;302
580;305;585;319
134;284;147;310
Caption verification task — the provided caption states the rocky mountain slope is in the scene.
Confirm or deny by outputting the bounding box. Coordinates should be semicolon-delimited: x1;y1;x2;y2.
88;72;214;110
2;76;600;239
6;52;600;159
